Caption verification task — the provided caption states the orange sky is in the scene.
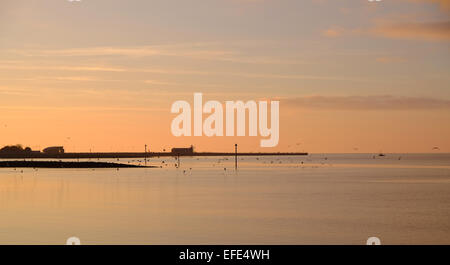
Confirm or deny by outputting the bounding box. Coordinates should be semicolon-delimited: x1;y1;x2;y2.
0;0;449;153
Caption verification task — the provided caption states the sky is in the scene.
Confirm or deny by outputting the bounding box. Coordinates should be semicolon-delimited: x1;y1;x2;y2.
0;0;449;153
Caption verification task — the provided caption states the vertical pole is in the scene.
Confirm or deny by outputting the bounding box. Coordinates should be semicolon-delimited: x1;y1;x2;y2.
145;144;147;166
235;144;238;170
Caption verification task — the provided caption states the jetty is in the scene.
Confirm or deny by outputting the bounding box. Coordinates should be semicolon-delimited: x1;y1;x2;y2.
0;151;308;159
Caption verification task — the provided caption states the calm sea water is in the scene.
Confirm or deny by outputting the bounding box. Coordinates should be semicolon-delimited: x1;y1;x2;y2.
0;154;449;245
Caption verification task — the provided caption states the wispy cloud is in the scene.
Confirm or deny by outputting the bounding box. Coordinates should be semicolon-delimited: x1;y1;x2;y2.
0;76;130;83
322;27;346;38
4;43;303;65
0;86;36;96
7;45;231;58
375;56;407;63
405;0;450;12
144;80;180;86
372;20;450;41
284;95;450;110
323;20;450;42
0;62;369;82
0;64;127;72
0;105;166;112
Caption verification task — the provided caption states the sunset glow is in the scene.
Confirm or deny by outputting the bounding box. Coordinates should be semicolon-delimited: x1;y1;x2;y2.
1;0;449;153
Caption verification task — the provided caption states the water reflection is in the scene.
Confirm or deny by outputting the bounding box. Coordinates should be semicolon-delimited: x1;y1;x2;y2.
0;154;449;244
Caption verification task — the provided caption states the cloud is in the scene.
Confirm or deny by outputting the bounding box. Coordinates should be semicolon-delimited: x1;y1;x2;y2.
375;56;407;63
372;20;450;41
322;0;450;42
0;64;127;72
322;26;362;38
322;27;345;38
0;86;36;96
0;105;166;112
323;20;450;42
406;0;450;11
0;61;368;82
144;80;180;86
284;95;450;110
5;43;302;65
8;45;234;59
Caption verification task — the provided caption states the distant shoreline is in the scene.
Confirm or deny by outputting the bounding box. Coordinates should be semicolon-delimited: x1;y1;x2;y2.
0;161;154;168
0;152;308;159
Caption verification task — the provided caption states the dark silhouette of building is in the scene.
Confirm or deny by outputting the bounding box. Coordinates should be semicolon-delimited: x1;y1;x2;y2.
0;145;39;154
171;146;194;155
43;146;65;155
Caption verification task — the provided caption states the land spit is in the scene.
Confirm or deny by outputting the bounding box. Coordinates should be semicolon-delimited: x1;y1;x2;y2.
0;161;156;168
